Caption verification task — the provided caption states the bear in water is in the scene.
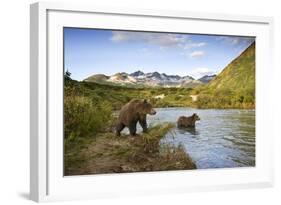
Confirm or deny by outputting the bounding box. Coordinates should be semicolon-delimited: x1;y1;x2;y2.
177;113;200;128
116;99;156;136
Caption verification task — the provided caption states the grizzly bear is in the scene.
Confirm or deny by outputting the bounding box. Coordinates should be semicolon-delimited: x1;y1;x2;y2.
177;113;200;128
116;99;157;136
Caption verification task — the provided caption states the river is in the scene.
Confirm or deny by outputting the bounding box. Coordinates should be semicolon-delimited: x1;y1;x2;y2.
121;107;255;169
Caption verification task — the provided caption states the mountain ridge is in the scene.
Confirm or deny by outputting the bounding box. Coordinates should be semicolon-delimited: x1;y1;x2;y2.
84;71;216;88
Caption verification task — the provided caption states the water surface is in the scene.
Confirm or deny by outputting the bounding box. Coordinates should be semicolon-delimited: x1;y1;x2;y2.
121;107;255;169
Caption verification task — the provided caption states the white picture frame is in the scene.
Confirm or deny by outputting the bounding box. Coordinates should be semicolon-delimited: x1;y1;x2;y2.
30;2;274;202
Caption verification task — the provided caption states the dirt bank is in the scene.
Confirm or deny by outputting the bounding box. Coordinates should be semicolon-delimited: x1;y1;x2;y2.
64;123;196;176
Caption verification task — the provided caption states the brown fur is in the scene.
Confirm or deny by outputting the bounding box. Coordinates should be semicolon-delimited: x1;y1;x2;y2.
116;99;156;136
177;113;200;128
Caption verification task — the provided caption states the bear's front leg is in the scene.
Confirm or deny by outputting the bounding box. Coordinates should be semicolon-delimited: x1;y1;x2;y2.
128;122;137;136
139;119;148;133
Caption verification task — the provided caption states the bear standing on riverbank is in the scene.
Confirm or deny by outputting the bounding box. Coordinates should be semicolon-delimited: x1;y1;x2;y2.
177;113;200;128
116;99;157;136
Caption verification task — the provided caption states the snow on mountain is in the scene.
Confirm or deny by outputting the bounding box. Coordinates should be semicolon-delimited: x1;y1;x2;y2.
197;74;217;83
108;72;137;84
85;70;208;88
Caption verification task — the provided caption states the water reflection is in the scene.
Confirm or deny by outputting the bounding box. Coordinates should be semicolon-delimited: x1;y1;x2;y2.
148;107;255;169
177;127;199;136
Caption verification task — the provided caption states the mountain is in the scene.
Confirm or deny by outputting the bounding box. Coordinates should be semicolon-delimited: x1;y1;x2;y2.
108;72;137;84
130;70;145;78
84;74;109;83
206;42;255;92
84;71;202;88
195;42;255;108
198;74;216;83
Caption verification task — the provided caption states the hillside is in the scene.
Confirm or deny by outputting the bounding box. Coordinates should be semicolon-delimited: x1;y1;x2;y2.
195;42;255;108
206;42;255;92
65;77;194;110
84;74;109;83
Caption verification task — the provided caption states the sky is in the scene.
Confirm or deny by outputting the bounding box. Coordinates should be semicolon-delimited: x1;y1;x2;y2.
64;28;255;81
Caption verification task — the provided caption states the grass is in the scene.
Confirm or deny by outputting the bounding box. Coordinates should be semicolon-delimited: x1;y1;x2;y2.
64;123;196;175
192;42;255;109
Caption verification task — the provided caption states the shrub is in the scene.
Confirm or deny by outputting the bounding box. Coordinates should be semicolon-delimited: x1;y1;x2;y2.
64;95;112;140
174;95;182;101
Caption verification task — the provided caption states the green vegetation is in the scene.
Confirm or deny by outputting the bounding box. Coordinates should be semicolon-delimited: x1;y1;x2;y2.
193;42;255;109
65;123;196;175
65;76;194;110
64;82;113;140
64;95;112;139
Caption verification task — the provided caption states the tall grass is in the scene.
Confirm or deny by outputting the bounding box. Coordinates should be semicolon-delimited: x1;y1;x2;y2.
64;94;112;140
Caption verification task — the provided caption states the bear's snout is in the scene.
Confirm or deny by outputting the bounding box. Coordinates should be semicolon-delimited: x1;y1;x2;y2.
150;109;157;115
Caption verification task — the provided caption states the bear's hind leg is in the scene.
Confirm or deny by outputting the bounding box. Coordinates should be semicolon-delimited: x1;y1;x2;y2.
116;122;125;136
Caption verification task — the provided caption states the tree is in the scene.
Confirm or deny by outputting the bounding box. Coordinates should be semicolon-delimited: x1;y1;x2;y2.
65;69;71;79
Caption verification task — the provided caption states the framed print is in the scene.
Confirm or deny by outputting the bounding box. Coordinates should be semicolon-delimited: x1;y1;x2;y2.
30;2;274;202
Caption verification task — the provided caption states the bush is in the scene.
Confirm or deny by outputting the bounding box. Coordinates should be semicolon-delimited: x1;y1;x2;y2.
64;95;112;140
174;95;182;101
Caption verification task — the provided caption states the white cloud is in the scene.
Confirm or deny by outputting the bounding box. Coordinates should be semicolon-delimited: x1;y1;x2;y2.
189;67;216;79
184;42;206;49
217;36;254;45
111;31;210;61
189;51;205;58
111;31;187;47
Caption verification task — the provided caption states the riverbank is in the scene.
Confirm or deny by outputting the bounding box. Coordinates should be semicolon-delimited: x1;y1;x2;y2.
64;123;196;175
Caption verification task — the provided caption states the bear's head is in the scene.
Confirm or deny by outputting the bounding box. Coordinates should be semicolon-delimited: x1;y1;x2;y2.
192;113;200;121
141;99;157;115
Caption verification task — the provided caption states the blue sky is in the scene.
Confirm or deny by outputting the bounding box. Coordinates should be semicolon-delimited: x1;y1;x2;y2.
64;28;255;81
